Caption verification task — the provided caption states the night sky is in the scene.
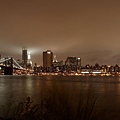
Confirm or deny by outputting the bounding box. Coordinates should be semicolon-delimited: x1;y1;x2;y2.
0;0;120;66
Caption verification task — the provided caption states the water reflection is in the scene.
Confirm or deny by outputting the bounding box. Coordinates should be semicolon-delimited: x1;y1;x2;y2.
0;76;120;119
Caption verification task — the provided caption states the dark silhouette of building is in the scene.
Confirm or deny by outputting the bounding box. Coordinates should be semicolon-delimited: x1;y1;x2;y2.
22;48;28;68
43;50;53;68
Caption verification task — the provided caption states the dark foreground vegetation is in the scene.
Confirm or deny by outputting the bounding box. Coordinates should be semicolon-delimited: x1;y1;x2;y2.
0;83;101;120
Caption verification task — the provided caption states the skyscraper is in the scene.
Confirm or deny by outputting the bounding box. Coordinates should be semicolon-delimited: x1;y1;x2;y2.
22;48;28;68
27;52;32;69
65;56;81;66
43;50;53;68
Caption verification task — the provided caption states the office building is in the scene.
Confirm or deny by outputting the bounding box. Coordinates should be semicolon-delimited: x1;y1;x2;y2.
65;56;81;66
43;50;53;68
22;48;28;68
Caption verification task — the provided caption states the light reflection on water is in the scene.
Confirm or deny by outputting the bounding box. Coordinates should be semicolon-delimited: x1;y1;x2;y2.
0;75;120;119
0;76;120;100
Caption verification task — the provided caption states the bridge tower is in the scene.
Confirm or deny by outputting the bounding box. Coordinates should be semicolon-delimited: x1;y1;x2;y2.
4;57;13;75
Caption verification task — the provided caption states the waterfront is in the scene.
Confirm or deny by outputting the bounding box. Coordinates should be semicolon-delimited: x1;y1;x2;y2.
0;75;120;119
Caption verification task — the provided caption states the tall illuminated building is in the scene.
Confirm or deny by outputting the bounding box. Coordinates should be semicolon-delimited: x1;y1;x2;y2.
43;50;53;68
27;52;32;69
28;52;31;62
22;48;28;68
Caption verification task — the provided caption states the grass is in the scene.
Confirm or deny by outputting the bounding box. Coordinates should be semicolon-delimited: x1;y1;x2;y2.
0;82;101;120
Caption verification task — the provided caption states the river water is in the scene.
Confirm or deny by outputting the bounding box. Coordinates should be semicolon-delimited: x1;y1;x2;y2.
0;75;120;119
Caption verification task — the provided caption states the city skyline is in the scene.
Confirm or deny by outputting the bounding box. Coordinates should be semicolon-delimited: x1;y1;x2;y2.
1;0;120;65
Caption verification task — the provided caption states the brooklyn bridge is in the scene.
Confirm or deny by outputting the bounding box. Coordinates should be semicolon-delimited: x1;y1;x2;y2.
0;57;27;75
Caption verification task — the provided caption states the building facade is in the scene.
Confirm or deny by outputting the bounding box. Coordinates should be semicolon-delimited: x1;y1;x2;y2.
22;48;28;68
65;56;81;66
43;50;53;68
